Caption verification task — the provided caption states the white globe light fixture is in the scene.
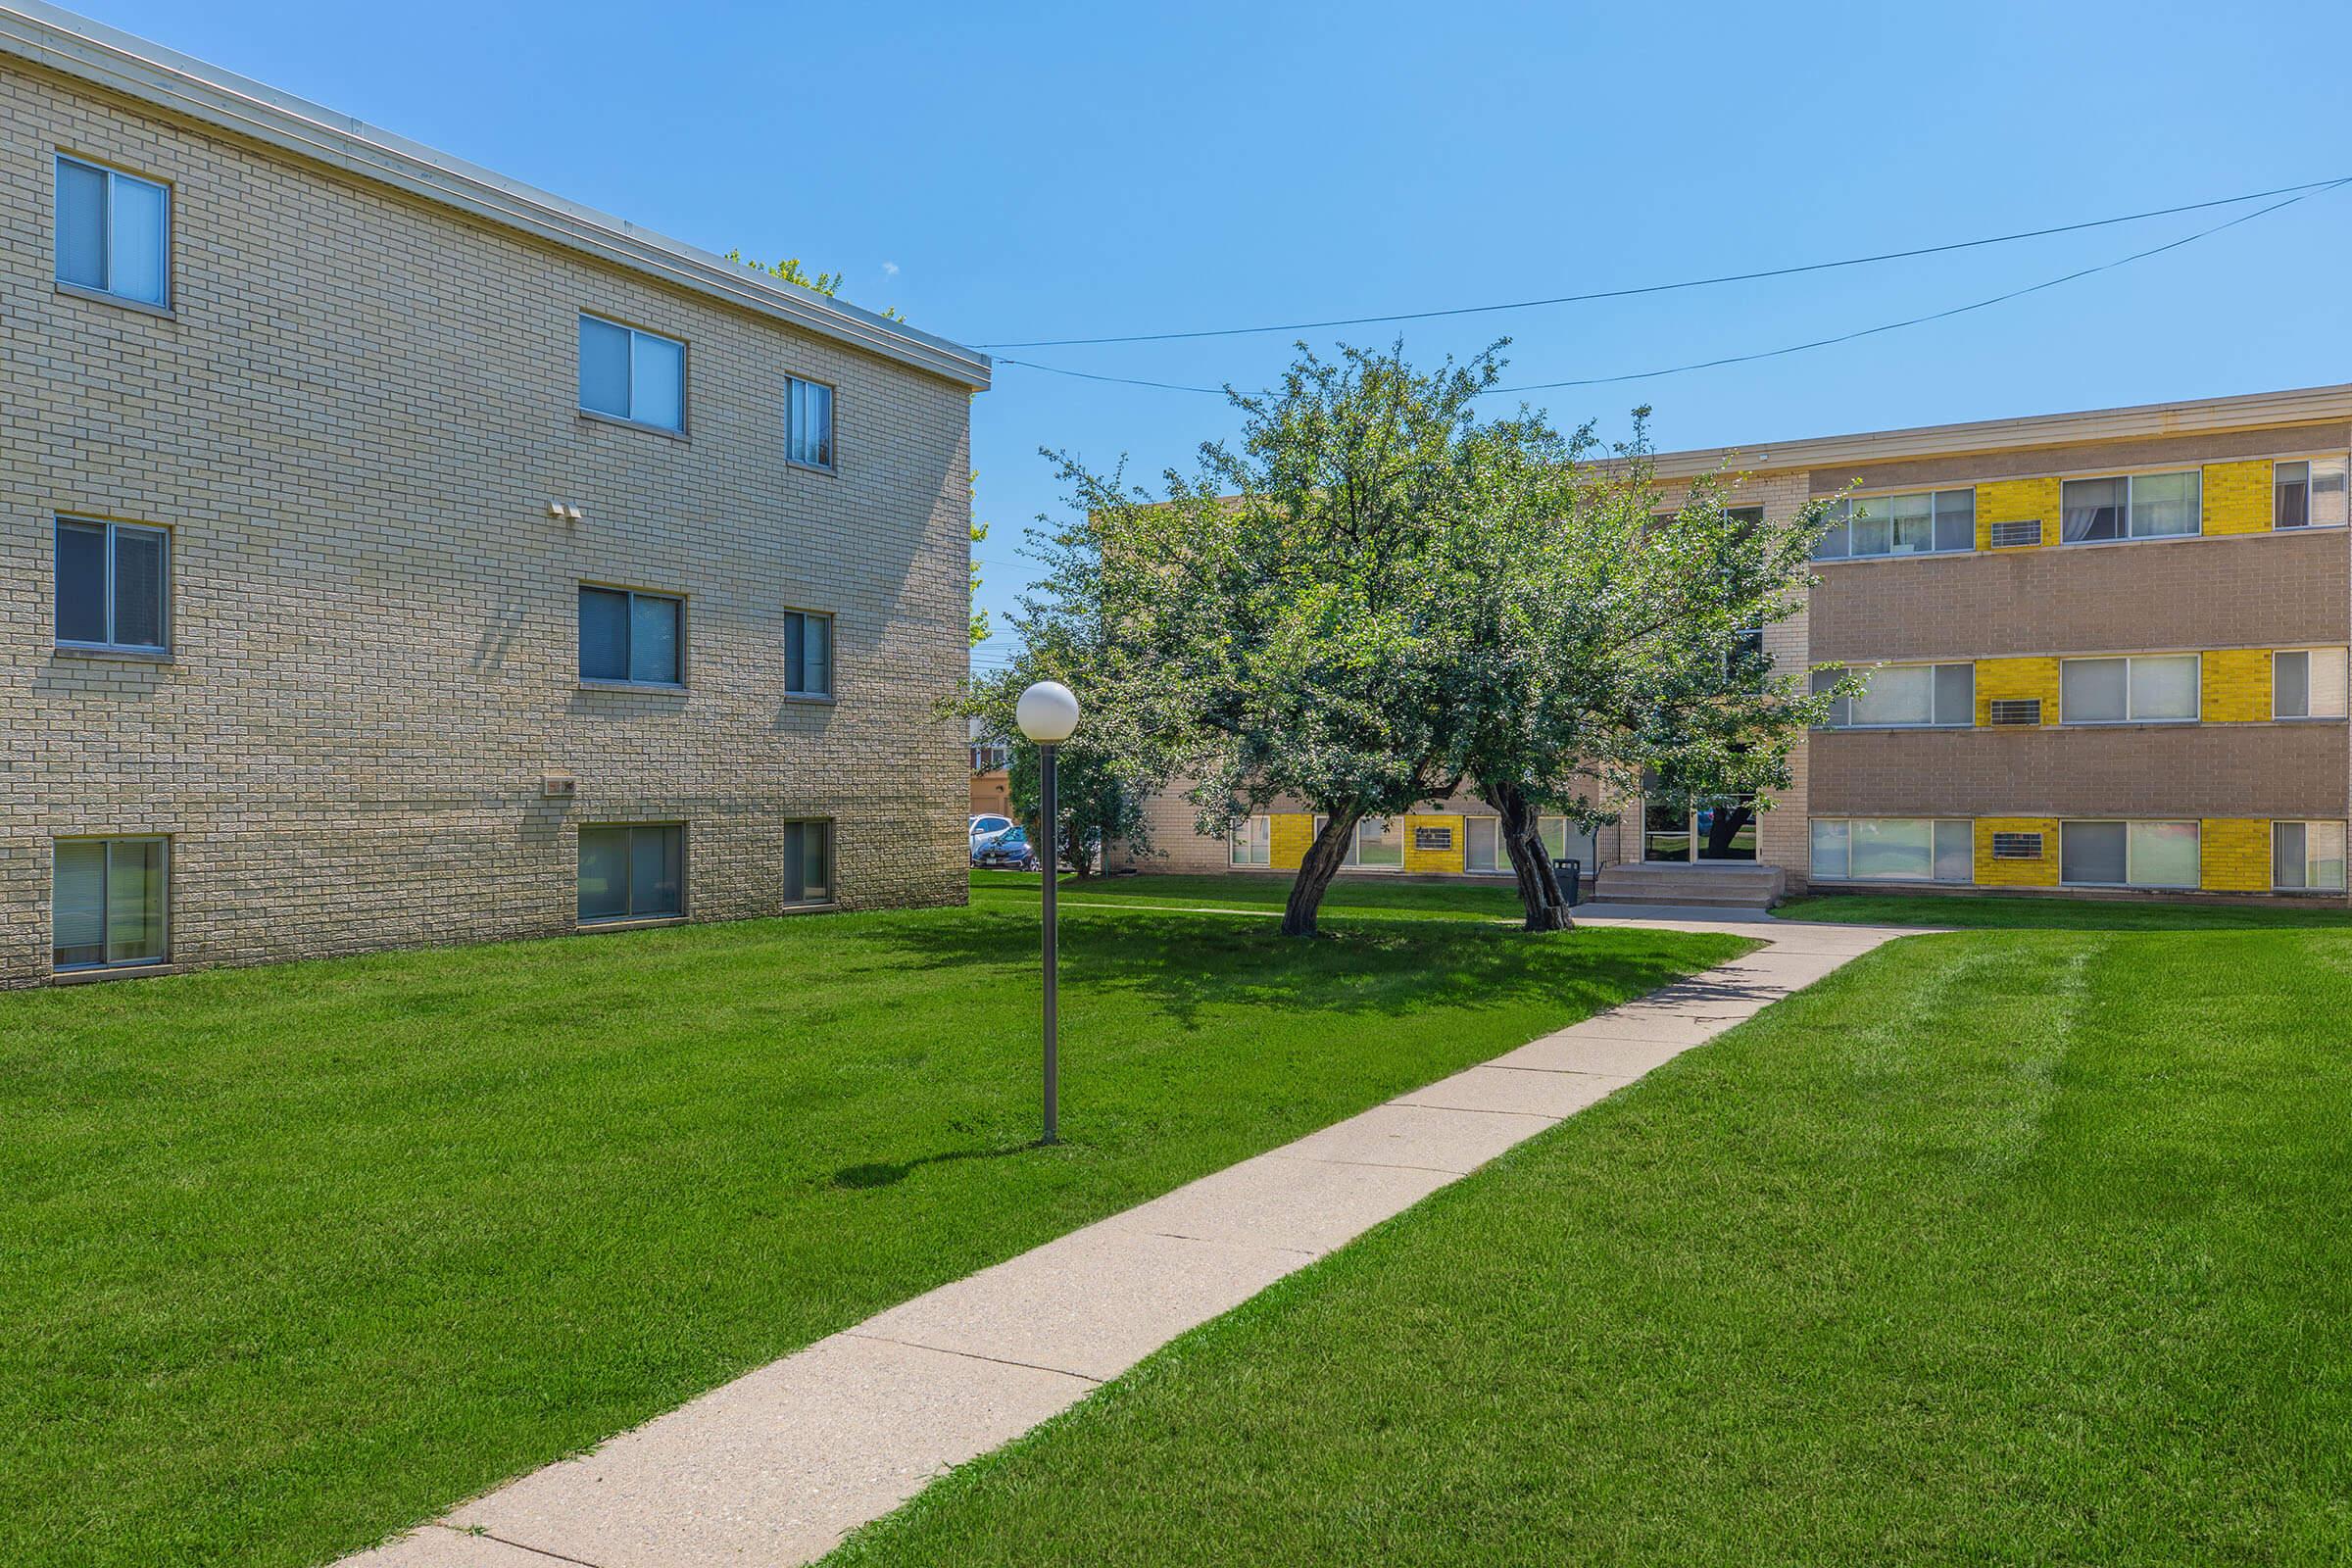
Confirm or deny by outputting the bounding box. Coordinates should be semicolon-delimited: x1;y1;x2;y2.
1015;679;1080;1144
1015;679;1080;744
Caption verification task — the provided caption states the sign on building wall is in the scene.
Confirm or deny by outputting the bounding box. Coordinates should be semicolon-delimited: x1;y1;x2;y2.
1413;826;1453;852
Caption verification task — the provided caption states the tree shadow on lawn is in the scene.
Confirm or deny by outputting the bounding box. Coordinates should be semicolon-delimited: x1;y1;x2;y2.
860;904;1736;1031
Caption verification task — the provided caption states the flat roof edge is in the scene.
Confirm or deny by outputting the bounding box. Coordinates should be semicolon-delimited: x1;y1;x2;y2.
0;2;993;390
1646;382;2352;480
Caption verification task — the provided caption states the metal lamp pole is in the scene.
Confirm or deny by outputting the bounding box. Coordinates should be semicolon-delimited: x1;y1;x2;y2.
1038;739;1058;1145
1015;680;1080;1148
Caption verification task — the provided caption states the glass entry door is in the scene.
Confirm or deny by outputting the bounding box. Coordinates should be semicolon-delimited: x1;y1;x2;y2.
1643;795;1759;861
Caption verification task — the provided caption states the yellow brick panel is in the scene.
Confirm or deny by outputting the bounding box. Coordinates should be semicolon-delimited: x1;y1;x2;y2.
2202;460;2273;536
1975;476;2062;550
2201;817;2270;892
1402;813;1466;875
1974;658;2059;726
1975;818;2060;887
1269;812;1313;871
2201;649;2273;721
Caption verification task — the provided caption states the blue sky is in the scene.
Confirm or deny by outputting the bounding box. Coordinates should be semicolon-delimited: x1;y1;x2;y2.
76;1;2352;678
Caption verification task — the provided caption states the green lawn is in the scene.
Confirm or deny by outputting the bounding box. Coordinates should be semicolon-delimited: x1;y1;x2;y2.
972;869;1531;921
827;925;2352;1566
0;898;1741;1568
1782;890;2352;930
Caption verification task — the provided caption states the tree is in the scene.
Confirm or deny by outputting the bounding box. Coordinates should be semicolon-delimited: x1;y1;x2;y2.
960;458;1175;879
1450;413;1849;929
1043;342;1521;936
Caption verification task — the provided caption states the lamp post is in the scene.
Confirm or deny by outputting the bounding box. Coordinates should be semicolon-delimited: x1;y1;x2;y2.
1014;680;1080;1145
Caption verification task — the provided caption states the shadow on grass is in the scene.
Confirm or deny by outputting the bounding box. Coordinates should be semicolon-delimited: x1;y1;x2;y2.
860;903;1725;1030
830;1143;1035;1190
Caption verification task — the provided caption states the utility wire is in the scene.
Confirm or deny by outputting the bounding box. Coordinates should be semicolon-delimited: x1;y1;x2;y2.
995;178;2352;400
977;176;2348;349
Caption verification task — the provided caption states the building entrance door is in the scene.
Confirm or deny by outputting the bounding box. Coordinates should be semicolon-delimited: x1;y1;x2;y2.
1642;795;1759;861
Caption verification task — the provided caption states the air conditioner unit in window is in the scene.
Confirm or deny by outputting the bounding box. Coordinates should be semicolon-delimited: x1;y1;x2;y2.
1991;832;2044;860
1988;519;2043;548
1988;699;2042;726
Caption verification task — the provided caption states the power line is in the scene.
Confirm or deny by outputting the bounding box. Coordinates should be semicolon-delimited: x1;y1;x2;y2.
976;176;2349;349
994;179;2352;401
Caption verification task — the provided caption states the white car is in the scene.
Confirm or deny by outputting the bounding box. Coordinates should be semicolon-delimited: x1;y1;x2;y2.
969;813;1014;853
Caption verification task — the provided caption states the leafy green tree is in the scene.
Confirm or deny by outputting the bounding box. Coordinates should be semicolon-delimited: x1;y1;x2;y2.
1449;413;1848;928
1044;342;1513;935
961;460;1174;878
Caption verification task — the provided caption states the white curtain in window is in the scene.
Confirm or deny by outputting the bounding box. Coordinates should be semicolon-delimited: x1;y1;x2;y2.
1852;663;1934;726
2131;656;2199;720
2130;472;2200;538
2128;821;2200;888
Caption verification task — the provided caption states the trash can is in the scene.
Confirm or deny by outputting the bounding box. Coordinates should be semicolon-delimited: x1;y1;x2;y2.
1553;858;1583;906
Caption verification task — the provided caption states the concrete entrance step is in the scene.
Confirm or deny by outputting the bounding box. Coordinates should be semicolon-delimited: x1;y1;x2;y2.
1591;861;1785;910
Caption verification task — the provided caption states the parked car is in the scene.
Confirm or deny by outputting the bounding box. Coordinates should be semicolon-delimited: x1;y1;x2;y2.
969;813;1014;852
972;827;1037;870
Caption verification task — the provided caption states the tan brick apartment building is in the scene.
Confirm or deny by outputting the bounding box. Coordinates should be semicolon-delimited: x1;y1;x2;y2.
3;4;990;984
1122;383;2352;906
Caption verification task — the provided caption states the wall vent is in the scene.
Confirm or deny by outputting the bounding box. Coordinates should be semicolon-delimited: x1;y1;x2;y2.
1990;832;2044;860
1988;518;2043;548
1988;698;2042;726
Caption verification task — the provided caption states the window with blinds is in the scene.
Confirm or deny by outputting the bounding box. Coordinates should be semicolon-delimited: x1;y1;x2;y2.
56;517;169;653
786;376;835;470
578;586;683;685
53;838;168;971
783;610;833;697
784;819;834;905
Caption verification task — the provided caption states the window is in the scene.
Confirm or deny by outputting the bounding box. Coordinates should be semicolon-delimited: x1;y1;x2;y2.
2060;655;2199;723
2274;648;2349;718
578;314;685;432
1465;816;1501;873
1815;662;1974;728
55;518;169;654
1812;489;1974;561
55;155;169;308
53;837;168;971
1229;814;1272;867
2275;821;2347;892
782;611;833;697
783;819;833;904
579;587;683;685
1808;819;1971;882
2060;820;2199;888
2060;470;2200;543
2275;458;2349;529
578;823;685;922
786;377;835;469
1356;816;1404;869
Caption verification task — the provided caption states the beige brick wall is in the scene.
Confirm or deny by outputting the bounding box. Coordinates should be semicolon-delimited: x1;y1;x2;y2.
4;62;976;984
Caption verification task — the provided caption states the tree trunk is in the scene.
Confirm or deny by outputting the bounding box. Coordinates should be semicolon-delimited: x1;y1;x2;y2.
1065;814;1093;880
1704;802;1754;859
1281;808;1363;937
1481;780;1575;931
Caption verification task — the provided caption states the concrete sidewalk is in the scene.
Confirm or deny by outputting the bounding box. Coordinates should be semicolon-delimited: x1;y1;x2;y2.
346;916;1910;1568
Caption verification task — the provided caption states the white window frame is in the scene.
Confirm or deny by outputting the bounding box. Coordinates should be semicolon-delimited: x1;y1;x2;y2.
2273;820;2347;893
55;516;171;655
1812;488;1976;562
2059;654;2201;725
2060;469;2203;545
1808;818;1973;883
2273;456;2349;530
1229;814;1272;867
52;835;171;972
54;153;171;310
786;375;836;471
1354;815;1404;871
1463;815;1504;874
2272;648;2348;720
577;313;687;433
1815;662;1974;728
2059;819;2201;889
